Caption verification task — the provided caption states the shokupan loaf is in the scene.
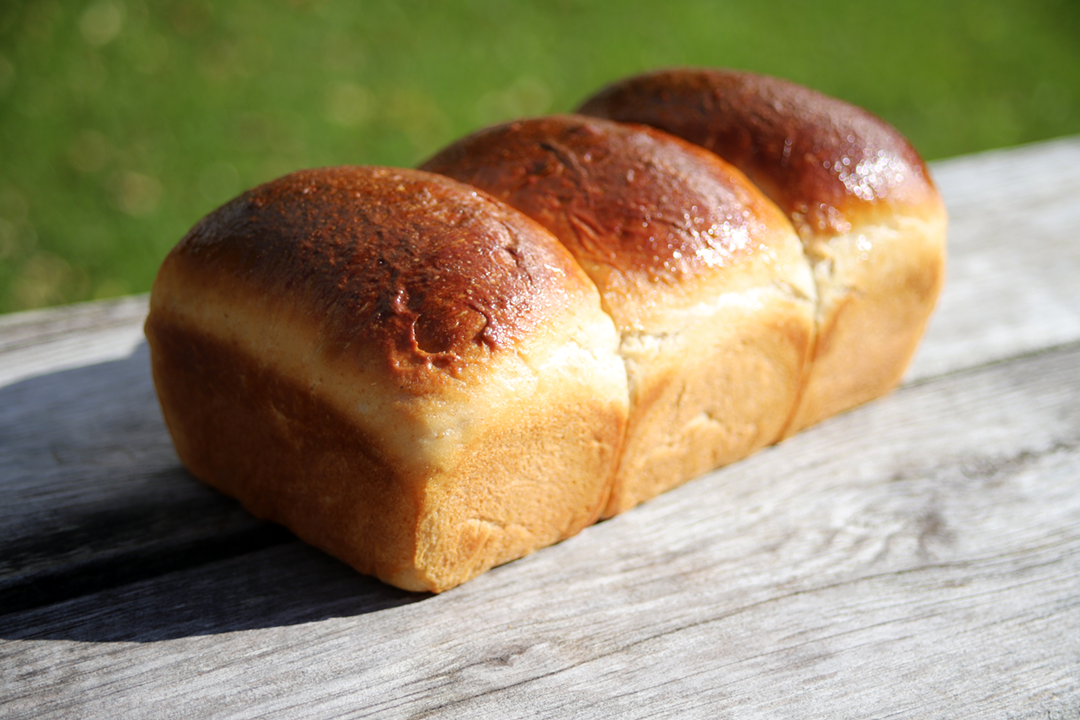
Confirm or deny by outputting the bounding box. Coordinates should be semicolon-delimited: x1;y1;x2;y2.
420;115;816;517
578;68;947;433
144;166;629;593
145;70;945;592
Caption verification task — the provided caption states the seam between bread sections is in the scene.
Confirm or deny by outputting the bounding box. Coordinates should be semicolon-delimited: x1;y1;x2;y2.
775;236;826;440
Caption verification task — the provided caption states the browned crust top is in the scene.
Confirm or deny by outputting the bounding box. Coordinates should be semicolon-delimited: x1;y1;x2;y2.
578;68;940;236
163;165;590;378
420;114;792;284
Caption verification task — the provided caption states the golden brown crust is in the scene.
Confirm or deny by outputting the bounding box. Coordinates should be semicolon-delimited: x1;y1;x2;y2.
420;114;809;331
578;68;942;237
173;165;592;385
422;115;789;287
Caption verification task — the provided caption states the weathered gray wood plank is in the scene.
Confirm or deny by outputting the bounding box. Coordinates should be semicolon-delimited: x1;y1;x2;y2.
0;294;149;387
1;137;1079;718
1;136;1079;613
2;339;1078;719
909;135;1080;380
0;342;288;612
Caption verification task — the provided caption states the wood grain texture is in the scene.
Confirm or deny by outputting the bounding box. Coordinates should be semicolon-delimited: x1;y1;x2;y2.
2;137;1079;719
0;294;149;387
909;135;1080;380
0;341;289;613
2;341;1078;719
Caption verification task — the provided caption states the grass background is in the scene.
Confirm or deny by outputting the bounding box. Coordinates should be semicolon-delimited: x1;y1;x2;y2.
1;0;1078;314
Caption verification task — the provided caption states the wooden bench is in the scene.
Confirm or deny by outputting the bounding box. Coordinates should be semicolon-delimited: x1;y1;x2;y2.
3;136;1079;719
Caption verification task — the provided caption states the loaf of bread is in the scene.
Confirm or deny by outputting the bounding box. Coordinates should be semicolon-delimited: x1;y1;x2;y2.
578;68;948;433
145;70;945;592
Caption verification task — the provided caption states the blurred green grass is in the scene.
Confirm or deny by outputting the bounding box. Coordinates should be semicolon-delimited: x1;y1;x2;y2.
1;0;1078;313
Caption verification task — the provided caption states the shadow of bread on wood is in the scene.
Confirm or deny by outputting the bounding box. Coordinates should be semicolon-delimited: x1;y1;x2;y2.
144;69;946;593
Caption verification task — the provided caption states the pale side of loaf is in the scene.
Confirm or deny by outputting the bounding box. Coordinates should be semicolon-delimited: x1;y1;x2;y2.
421;115;817;516
144;166;629;593
578;68;948;434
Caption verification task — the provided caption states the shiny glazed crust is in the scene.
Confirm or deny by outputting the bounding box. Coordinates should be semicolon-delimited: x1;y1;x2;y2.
578;68;947;432
422;115;817;515
144;166;629;592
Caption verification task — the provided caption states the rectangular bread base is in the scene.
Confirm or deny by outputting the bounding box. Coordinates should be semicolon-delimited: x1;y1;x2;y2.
607;289;815;516
786;213;947;435
145;314;627;593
